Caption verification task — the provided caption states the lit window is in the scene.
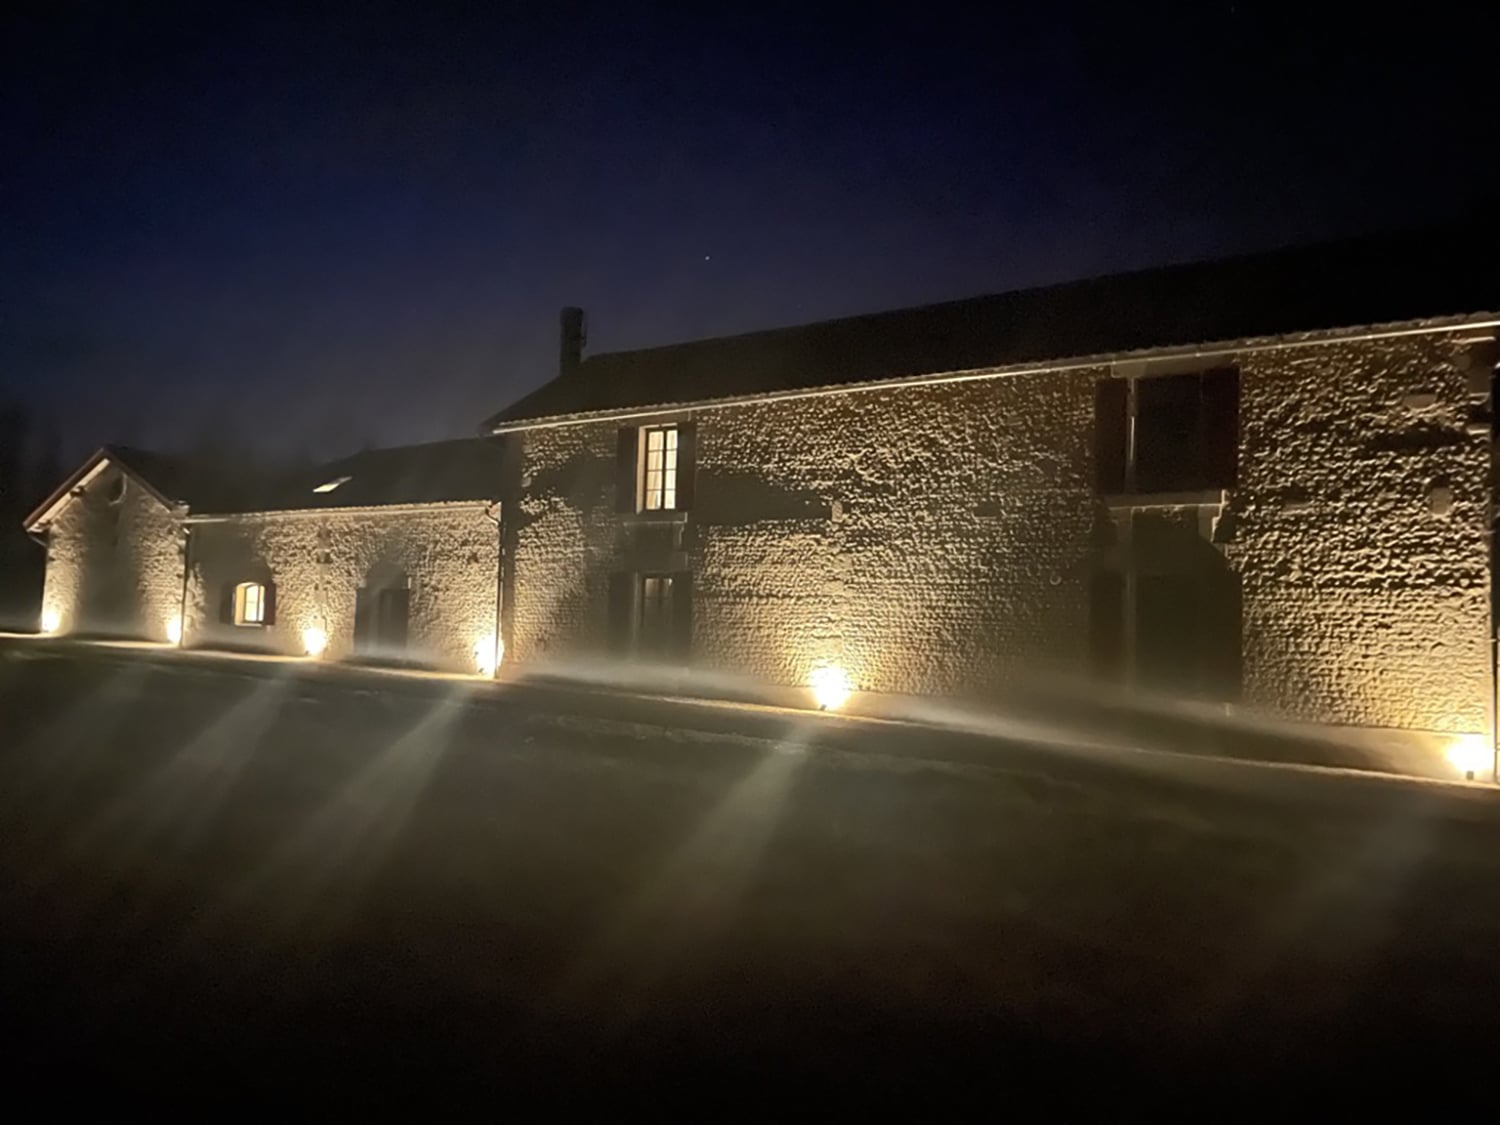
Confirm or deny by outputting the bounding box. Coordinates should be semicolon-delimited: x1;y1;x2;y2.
640;425;678;511
235;582;266;626
313;475;352;494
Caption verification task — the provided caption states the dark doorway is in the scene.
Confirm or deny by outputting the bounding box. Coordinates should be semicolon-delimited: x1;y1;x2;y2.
1089;513;1241;701
354;579;410;657
1135;569;1241;698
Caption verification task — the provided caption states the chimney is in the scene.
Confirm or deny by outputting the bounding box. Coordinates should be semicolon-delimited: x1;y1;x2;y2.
559;307;586;377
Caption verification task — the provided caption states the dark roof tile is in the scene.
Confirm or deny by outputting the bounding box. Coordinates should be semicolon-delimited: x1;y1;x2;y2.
483;223;1500;430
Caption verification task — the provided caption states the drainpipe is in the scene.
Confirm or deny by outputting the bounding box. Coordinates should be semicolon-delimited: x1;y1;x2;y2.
483;501;502;678
1482;363;1494;786
177;523;192;648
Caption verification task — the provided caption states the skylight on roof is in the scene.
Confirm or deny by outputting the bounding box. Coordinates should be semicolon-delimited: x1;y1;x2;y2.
312;475;352;494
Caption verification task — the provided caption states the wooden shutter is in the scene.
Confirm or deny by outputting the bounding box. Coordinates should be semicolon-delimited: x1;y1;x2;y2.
353;587;373;652
1094;378;1128;493
616;427;639;513
671;570;693;660
607;571;634;653
675;422;696;511
1201;367;1240;489
219;583;236;625
262;580;277;626
383;588;410;650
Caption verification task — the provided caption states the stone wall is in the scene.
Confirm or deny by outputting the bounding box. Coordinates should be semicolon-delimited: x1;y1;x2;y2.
1231;331;1493;733
508;325;1495;735
186;503;500;673
40;461;184;641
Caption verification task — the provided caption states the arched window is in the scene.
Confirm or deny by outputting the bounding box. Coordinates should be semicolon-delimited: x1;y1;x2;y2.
235;581;266;626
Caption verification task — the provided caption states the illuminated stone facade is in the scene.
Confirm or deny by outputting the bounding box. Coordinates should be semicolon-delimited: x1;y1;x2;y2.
23;229;1500;748
187;504;501;672
38;461;185;642
506;323;1496;737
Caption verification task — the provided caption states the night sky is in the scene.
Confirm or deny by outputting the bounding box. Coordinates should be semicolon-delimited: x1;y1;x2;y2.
4;2;1497;466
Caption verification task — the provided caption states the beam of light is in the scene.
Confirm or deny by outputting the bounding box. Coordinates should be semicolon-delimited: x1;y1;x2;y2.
1444;733;1492;781
553;726;809;1019
40;607;61;634
192;683;472;952
165;615;183;645
1;661;152;825
31;673;297;933
809;664;852;711
302;626;328;657
474;632;502;677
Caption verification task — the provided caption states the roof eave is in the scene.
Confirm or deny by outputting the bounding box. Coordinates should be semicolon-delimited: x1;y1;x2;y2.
485;311;1500;434
24;447;190;532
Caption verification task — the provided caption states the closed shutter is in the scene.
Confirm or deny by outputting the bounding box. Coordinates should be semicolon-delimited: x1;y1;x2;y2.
219;583;236;625
675;421;696;511
1201;367;1240;489
353;588;373;651
616;427;639;513
382;587;410;650
607;571;635;654
1094;378;1128;493
671;570;693;661
262;580;277;626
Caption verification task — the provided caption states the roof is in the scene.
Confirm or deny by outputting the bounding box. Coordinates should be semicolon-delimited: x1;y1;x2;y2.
25;438;506;529
482;222;1500;430
235;437;506;514
24;445;253;531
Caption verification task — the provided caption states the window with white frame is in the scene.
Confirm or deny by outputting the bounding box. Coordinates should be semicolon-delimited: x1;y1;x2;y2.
640;425;678;511
235;581;266;626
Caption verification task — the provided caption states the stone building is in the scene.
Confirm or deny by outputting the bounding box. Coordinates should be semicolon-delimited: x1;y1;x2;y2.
25;440;506;673
23;225;1500;763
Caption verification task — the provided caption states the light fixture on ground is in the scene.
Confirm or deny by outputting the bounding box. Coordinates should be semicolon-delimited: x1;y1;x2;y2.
40;608;61;635
474;632;502;677
302;626;329;658
1445;733;1492;781
809;664;852;711
165;616;183;645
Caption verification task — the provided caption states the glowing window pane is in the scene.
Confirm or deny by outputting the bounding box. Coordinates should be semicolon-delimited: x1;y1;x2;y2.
235;581;265;626
638;424;680;512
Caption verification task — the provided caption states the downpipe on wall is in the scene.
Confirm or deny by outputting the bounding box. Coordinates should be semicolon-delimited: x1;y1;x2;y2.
483;501;502;678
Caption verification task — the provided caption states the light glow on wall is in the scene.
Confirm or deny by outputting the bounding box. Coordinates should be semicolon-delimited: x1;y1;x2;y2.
302;626;329;658
809;664;852;711
1445;733;1492;780
474;633;503;677
165;616;183;645
40;607;61;635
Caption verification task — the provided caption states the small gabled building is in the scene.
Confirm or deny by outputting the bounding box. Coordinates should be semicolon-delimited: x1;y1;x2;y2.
25;439;506;673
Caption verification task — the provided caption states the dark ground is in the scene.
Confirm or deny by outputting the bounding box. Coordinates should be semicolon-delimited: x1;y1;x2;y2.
3;640;1499;1108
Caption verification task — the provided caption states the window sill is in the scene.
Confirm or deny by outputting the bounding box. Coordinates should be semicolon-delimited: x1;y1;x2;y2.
1102;488;1230;510
233;622;267;628
625;508;690;524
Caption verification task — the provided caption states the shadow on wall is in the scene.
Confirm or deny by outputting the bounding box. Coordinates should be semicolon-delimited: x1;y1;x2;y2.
695;470;832;525
521;450;614;525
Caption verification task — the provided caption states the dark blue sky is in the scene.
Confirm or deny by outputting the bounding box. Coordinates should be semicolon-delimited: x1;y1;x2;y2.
3;2;1497;463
